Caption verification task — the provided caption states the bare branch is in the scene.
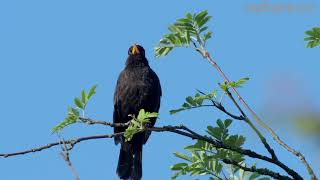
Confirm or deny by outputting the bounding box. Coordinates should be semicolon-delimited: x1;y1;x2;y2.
0;134;120;158
60;138;79;180
225;89;278;161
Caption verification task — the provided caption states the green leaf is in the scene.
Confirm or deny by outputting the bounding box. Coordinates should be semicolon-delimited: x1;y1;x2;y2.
184;144;203;152
249;172;261;180
171;171;180;180
220;82;229;91
81;90;88;105
207;126;222;139
182;102;191;108
186;96;197;106
236;136;246;147
225;77;250;89
174;152;193;162
224;119;232;128
124;126;139;141
155;46;174;58
194;94;205;106
207;90;217;99
146;112;158;118
184;31;191;45
87;85;97;99
257;178;270;180
52;111;79;133
305;27;320;48
171;163;188;170
170;108;185;115
69;107;80;117
74;97;84;109
215;163;223;174
195;10;208;26
176;18;192;24
203;31;212;41
197;16;211;28
305;30;315;36
137;109;146;120
304;37;315;41
236;77;250;87
216;119;224;129
186;13;193;20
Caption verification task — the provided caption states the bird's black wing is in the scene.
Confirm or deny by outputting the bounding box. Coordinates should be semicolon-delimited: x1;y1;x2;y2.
113;70;130;145
142;68;162;144
113;69;148;144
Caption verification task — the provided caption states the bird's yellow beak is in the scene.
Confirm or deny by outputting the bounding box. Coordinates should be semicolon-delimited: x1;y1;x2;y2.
131;44;140;55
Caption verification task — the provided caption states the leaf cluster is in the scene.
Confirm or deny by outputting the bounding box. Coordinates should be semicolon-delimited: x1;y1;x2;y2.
52;85;97;133
155;10;212;58
305;27;320;48
170;90;217;115
124;109;158;141
220;78;249;91
171;119;268;180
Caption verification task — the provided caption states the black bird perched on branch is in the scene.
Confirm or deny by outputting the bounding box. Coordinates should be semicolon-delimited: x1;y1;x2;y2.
113;44;162;180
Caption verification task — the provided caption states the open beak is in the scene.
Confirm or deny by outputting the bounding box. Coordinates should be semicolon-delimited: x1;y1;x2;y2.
131;44;140;55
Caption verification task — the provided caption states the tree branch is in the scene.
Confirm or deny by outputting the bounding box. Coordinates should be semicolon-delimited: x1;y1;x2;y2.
225;89;278;161
0;134;120;157
150;125;302;180
0;121;302;180
79;117;129;127
196;89;245;120
66;118;304;179
197;89;278;161
221;159;292;180
60;138;79;180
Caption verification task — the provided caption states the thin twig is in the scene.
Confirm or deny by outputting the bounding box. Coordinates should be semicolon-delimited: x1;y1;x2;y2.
0;134;120;157
196;89;244;120
60;138;79;180
79;117;130;127
225;89;278;161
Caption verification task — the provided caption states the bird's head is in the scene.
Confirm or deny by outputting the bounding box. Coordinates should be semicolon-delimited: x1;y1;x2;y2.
128;44;145;57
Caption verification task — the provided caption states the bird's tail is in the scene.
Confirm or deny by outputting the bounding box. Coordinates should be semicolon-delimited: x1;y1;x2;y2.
117;143;132;179
116;143;143;180
131;147;142;180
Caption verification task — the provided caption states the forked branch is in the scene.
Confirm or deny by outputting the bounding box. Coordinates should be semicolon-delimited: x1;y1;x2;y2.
0;119;302;180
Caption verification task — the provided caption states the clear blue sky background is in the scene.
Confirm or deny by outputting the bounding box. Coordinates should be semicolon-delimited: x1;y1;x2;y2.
0;0;319;179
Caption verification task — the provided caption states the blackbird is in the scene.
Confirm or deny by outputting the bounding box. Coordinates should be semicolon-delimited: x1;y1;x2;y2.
113;44;162;180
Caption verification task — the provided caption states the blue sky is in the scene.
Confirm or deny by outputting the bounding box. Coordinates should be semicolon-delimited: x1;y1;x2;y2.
0;0;319;179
